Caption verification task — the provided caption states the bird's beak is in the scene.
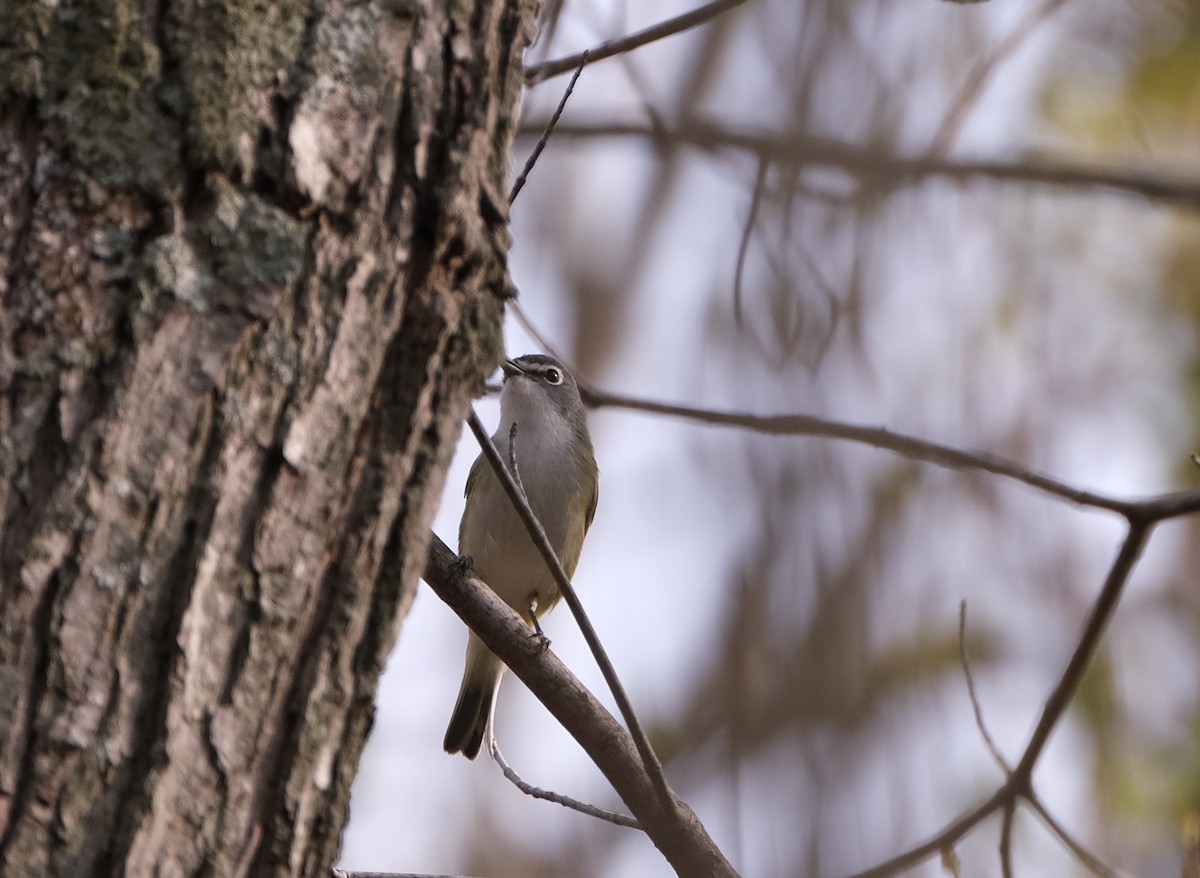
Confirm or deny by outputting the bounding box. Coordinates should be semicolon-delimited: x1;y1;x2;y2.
501;359;524;379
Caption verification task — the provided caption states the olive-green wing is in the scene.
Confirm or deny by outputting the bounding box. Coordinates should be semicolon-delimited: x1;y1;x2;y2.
458;453;489;550
583;469;599;534
462;452;488;499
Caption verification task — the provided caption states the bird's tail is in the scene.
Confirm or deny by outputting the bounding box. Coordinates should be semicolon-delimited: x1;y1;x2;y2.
443;635;502;760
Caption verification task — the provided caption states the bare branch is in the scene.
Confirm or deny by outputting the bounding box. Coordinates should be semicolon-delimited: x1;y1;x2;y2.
1131;490;1200;522
1026;791;1127;878
510;52;588;204
1010;521;1151;780
578;384;1138;514
732;156;769;326
464;410;676;811
525;0;752;85
846;521;1150;877
533;120;1200;210
490;738;640;829
999;802;1016;878
424;533;739;876
844;787;1010;878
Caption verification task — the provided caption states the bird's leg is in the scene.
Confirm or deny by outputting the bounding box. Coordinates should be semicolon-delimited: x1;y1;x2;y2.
452;554;474;573
527;595;551;652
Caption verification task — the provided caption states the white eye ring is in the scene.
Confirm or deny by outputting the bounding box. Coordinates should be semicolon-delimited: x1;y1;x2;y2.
544;368;563;385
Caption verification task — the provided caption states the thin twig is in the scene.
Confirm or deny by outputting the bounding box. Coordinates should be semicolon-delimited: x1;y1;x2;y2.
844;786;1010;878
958;600;1009;774
732;156;769;326
465;410;676;811
959;613;1125;878
531;120;1200;211
525;0;752;85
846;521;1151;878
490;737;641;828
1025;790;1126;878
509;52;588;205
578;384;1139;515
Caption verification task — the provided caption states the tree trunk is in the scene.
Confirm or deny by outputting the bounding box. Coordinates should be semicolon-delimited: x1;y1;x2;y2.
0;0;535;875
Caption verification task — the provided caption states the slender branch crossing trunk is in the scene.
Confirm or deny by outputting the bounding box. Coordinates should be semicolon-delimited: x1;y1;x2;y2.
0;0;536;874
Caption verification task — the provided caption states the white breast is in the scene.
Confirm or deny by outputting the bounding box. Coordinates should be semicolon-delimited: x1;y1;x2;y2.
458;381;585;620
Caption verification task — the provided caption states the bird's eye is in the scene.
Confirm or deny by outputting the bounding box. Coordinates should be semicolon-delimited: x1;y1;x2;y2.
543;368;563;385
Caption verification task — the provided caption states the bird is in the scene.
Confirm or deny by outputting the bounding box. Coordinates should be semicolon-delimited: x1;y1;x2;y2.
443;354;599;760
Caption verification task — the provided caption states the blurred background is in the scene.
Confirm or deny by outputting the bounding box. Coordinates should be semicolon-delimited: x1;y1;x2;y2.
340;0;1200;875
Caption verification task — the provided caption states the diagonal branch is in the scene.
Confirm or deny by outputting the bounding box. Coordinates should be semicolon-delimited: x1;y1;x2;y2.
958;607;1127;878
525;0;752;85
578;384;1139;514
845;520;1152;878
423;533;739;876
1026;790;1127;878
510;52;588;204
1010;521;1151;781
844;786;1010;878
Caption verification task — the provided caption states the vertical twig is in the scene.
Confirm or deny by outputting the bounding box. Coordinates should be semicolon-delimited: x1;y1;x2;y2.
732;156;769;326
999;802;1016;878
958;600;1010;773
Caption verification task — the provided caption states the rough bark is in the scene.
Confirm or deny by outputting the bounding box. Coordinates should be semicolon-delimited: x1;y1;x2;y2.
0;0;536;875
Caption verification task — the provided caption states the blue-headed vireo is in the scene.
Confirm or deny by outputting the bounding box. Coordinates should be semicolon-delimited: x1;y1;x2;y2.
443;354;599;760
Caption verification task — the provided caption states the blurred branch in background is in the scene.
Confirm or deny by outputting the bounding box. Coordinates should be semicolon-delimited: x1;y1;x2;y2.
930;0;1073;154
579;383;1200;517
573;381;1193;874
531;120;1200;210
847;522;1151;877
